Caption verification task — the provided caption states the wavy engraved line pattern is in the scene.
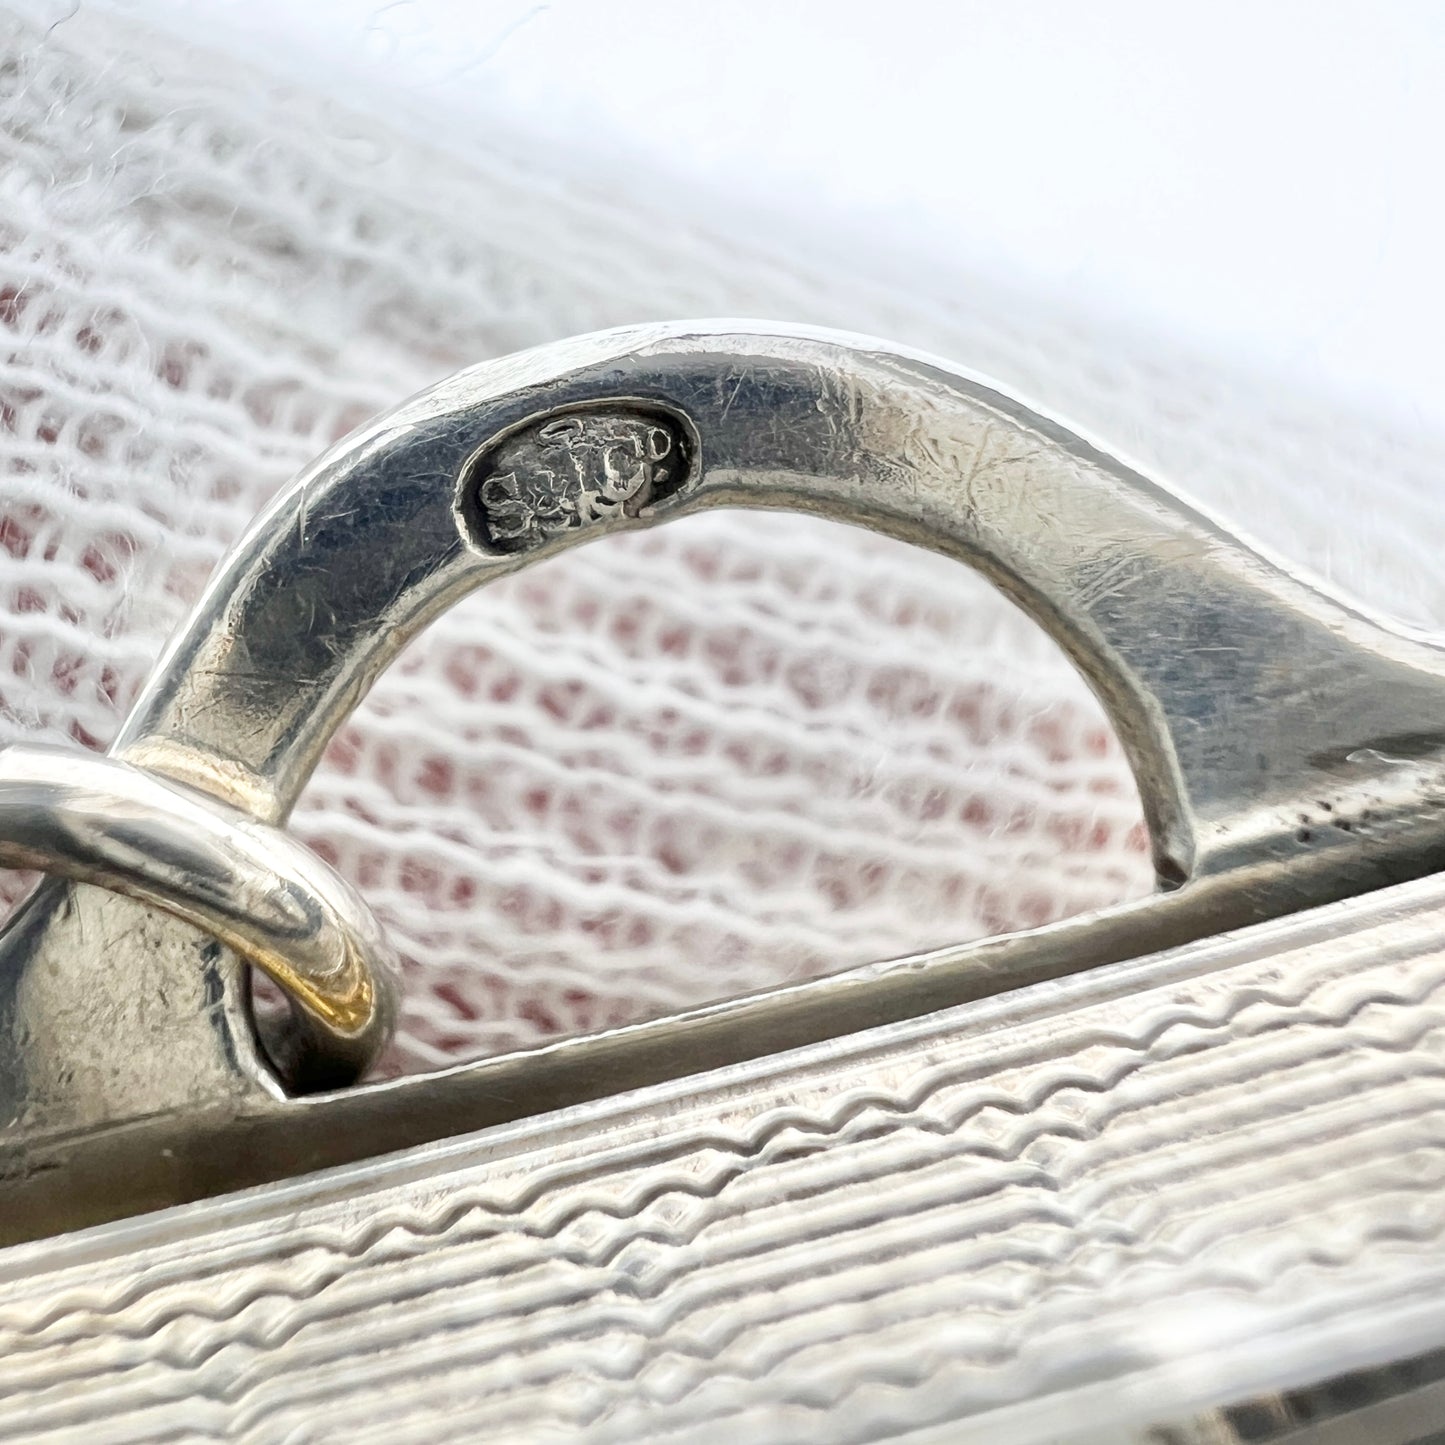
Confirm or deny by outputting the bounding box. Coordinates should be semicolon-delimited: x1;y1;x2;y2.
5;901;1433;1340
115;1184;1445;1445
11;1092;1445;1445
8;1075;1433;1433
8;953;1433;1416
703;1215;1445;1445
2;994;1433;1323
522;1186;1445;1445
174;1034;1445;1439
1032;1012;1445;1209
5;935;1434;1357
5;936;1439;1410
2;959;1445;1433
717;1181;1445;1422
12;906;1407;1330
207;1115;1445;1443
277;1142;1445;1443
242;1178;1445;1445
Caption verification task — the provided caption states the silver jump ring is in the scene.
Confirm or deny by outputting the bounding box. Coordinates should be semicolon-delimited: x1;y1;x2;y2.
11;322;1445;1129
0;744;397;1080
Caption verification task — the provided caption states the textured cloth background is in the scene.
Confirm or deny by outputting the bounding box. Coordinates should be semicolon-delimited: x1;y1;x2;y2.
3;5;1444;1073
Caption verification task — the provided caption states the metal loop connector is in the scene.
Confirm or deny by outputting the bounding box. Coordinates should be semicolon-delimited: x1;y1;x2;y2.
0;744;397;1083
12;322;1445;1235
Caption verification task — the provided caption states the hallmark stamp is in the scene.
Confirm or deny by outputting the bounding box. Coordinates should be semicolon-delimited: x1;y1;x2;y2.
464;408;691;555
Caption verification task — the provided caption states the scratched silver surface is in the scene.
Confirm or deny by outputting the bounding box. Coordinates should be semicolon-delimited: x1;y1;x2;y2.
4;869;1445;1443
15;324;1445;1246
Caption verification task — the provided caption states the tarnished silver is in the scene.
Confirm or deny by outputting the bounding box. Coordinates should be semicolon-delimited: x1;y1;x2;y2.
0;744;397;1083
8;322;1445;1241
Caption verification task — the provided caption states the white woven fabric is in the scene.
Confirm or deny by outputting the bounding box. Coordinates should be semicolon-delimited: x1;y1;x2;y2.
4;4;1444;1073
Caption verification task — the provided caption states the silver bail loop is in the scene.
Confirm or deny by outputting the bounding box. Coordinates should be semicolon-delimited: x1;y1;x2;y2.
5;320;1445;1240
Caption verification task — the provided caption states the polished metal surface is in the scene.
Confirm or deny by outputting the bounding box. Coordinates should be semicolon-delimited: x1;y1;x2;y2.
7;321;1445;1443
0;745;396;1084
8;322;1445;1236
4;866;1445;1442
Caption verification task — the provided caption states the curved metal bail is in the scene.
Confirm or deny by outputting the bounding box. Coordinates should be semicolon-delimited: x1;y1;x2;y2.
7;322;1445;1147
